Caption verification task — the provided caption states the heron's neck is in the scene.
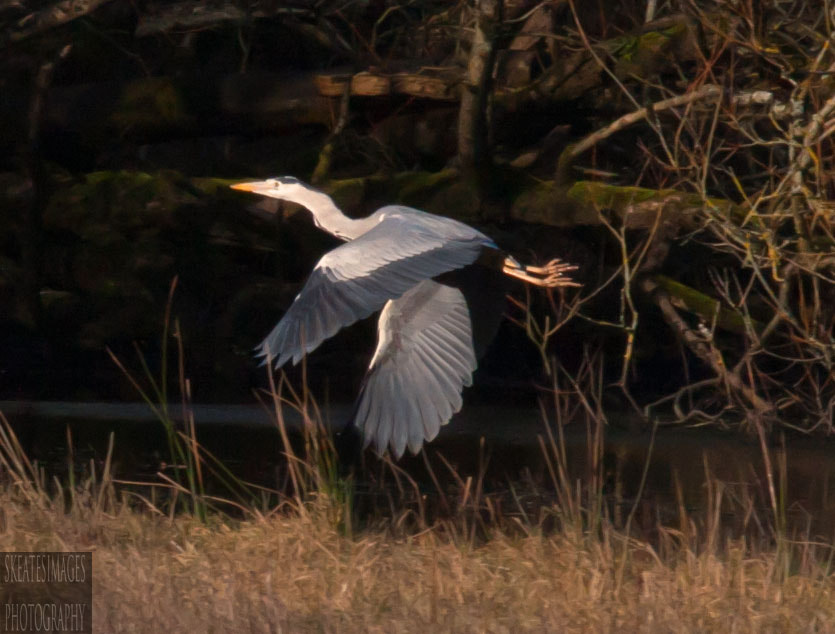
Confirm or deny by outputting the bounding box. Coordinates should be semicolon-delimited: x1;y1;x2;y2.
293;189;362;241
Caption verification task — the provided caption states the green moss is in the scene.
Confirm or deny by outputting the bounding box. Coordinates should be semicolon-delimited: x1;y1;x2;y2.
639;23;684;53
655;275;763;335
566;181;745;227
611;34;639;62
191;177;243;196
110;78;189;130
85;170;153;187
324;178;366;212
511;181;559;224
425;178;482;222
568;181;662;208
393;169;458;205
321;170;461;214
45;170;201;237
613;23;687;74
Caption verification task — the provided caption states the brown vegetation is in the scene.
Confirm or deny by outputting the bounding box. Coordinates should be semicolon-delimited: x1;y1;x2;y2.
3;492;834;633
3;331;835;631
2;392;835;633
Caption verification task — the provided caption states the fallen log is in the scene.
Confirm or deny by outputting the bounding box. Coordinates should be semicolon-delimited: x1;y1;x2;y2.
314;69;459;100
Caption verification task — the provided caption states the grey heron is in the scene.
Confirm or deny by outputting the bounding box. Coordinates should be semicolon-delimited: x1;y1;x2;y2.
231;176;577;458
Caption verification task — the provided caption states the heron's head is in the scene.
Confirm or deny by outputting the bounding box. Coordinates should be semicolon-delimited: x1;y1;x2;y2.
231;175;350;237
230;176;315;203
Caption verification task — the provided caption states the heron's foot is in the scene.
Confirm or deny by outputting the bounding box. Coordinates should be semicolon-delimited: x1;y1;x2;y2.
541;270;582;288
503;257;580;288
523;258;576;276
502;262;581;288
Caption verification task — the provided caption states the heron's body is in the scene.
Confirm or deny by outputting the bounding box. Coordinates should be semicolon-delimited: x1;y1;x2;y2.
231;177;576;458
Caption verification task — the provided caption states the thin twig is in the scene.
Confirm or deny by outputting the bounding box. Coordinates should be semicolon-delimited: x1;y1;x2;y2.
563;85;722;163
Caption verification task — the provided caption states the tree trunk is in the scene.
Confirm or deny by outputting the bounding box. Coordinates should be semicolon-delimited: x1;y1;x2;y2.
457;0;503;172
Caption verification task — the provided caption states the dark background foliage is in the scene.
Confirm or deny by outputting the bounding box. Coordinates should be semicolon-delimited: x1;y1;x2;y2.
1;1;834;438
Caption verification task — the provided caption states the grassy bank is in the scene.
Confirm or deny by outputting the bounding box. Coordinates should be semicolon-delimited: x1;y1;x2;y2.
3;347;835;632
2;483;834;632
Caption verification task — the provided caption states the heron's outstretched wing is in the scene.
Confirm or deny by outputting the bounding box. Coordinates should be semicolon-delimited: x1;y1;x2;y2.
354;280;477;458
259;211;492;367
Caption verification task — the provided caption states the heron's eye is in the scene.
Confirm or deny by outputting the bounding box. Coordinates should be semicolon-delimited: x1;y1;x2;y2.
266;178;278;189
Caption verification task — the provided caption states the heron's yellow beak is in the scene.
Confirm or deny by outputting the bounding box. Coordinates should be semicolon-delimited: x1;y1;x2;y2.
230;182;261;192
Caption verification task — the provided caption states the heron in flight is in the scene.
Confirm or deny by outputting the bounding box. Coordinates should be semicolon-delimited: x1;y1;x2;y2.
231;177;577;458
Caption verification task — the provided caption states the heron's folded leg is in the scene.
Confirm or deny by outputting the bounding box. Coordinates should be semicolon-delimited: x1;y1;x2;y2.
503;256;523;270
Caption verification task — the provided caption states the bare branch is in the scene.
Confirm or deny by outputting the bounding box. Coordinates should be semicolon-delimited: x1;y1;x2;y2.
3;0;115;46
562;85;722;165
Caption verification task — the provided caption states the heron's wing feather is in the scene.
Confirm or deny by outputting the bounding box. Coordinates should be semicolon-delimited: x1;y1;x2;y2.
354;280;477;458
260;213;490;366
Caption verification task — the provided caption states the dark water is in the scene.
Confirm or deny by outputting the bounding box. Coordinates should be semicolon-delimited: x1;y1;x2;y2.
4;400;835;539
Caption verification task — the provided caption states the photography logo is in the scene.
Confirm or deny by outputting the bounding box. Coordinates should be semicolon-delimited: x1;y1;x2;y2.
0;553;91;634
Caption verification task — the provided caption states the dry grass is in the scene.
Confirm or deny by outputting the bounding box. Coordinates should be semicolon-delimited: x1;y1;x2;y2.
1;487;834;633
2;350;835;632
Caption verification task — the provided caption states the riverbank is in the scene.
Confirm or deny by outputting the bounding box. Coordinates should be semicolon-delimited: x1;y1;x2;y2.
2;486;833;632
